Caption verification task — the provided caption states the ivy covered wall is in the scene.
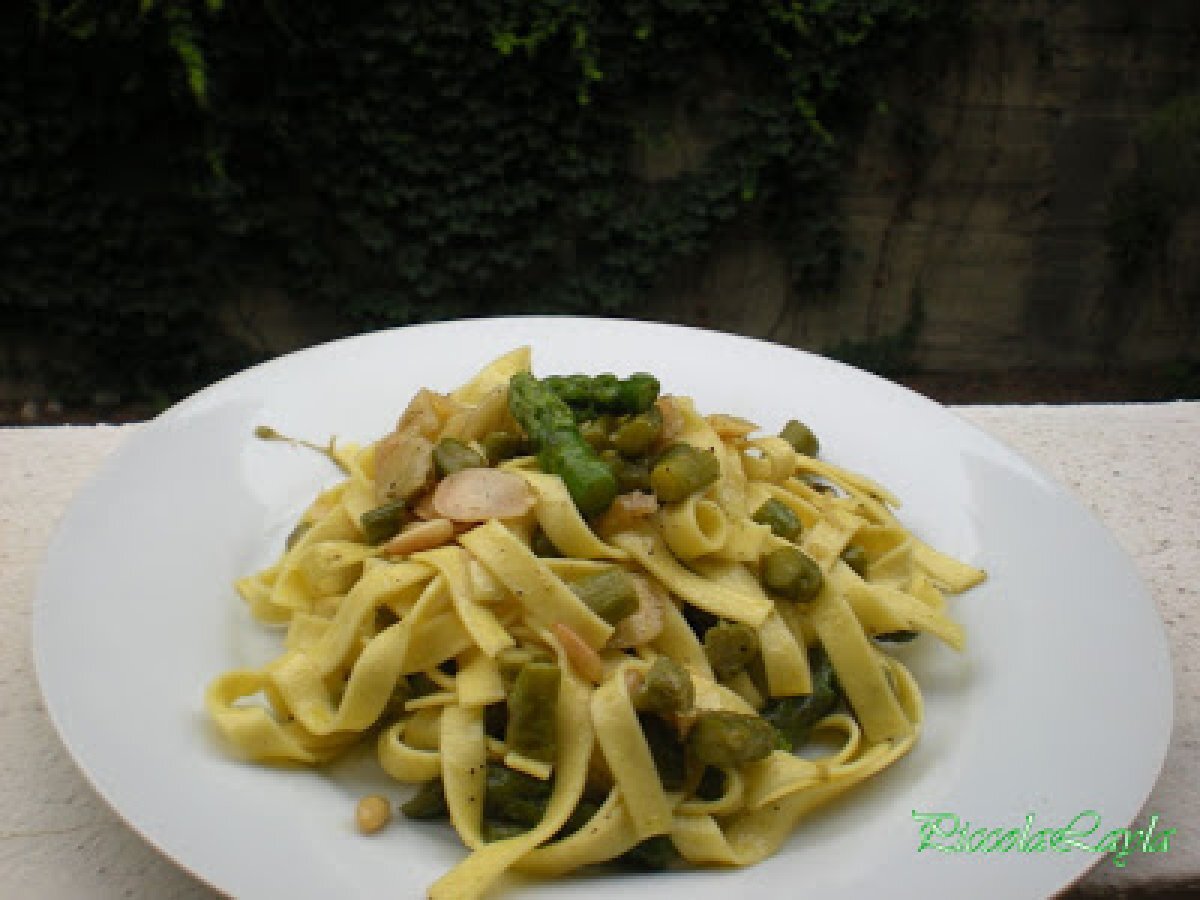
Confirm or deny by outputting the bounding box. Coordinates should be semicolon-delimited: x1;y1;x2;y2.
2;0;963;406
4;1;1197;411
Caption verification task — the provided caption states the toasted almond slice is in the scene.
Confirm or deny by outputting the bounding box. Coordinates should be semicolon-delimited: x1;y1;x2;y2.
431;468;535;522
609;574;666;649
706;413;760;438
374;430;435;504
381;518;455;556
397;388;460;438
551;622;606;685
616;491;658;517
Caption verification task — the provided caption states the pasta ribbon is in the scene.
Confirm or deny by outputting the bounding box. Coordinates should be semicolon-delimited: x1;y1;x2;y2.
591;662;673;838
659;493;728;560
414;546;515;658
613;526;771;626
460;519;613;649
519;471;628;560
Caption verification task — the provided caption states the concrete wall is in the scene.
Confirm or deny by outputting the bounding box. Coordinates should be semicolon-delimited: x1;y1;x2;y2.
644;0;1200;371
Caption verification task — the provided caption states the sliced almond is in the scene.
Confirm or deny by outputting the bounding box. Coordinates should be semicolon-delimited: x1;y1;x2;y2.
551;622;606;685
431;468;535;522
397;388;460;438
374;389;468;504
374;430;435;504
609;574;666;649
381;518;455;556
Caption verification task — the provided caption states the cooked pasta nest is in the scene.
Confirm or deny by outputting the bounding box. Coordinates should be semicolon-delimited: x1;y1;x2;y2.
206;348;984;899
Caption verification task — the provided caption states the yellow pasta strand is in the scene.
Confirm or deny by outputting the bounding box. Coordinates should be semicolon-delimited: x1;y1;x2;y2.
520;471;628;560
460;519;614;649
591;664;673;839
810;585;912;744
415;546;515;658
613;526;771;626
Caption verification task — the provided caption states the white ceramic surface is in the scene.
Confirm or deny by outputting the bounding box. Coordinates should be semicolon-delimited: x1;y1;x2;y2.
32;318;1172;900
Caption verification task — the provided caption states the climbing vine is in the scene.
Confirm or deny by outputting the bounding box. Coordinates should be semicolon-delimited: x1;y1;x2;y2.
2;0;966;404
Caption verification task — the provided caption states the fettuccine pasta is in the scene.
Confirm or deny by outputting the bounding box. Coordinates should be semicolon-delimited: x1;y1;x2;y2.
206;348;984;898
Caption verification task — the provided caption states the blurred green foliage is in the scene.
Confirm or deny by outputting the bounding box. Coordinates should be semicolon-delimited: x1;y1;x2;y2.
2;0;964;403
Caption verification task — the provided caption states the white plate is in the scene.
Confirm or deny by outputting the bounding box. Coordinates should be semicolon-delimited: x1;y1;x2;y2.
33;317;1172;900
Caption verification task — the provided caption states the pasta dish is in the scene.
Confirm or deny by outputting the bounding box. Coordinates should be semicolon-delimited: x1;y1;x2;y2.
205;347;984;898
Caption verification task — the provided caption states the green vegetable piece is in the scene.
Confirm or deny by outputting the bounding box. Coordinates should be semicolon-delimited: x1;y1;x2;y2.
496;646;553;688
508;373;618;515
609;455;652;493
649;443;721;503
780;419;819;457
509;372;577;433
482;820;529;842
505;661;560;763
616;373;661;415
559;799;600;837
481;430;531;465
761;648;841;751
703;621;760;680
632;656;694;716
611;407;663;456
579;416;615;450
592;373;620;407
841;543;869;577
433;436;486;477
569;568;639;625
360;499;409;545
761;546;823;602
544;372;661;414
540;430;619;516
752;498;801;540
484;763;553;827
640;713;686;790
686;711;776;768
547;374;592;406
875;629;919;643
401;778;448;819
623;835;679;870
